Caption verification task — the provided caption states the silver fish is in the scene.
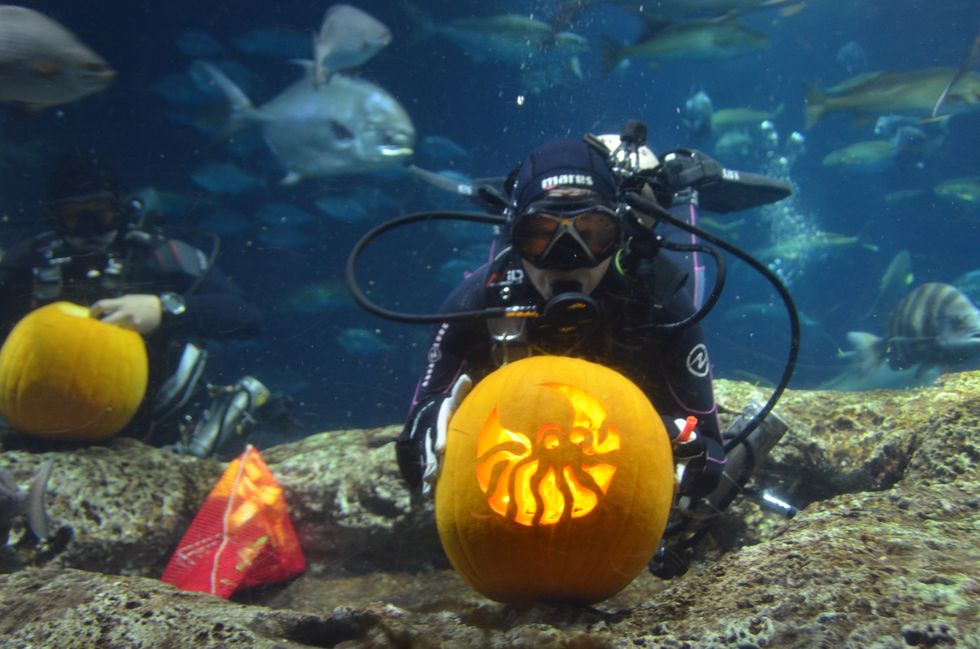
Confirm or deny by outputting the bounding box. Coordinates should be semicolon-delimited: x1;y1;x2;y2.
602;15;769;69
313;4;391;86
193;61;414;185
0;458;53;544
847;283;980;375
0;5;115;112
336;327;393;355
804;68;980;129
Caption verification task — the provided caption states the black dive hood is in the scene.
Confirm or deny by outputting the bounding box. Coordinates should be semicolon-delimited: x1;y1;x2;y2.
345;120;800;451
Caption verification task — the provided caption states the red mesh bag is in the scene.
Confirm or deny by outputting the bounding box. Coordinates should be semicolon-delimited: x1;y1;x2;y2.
161;445;306;597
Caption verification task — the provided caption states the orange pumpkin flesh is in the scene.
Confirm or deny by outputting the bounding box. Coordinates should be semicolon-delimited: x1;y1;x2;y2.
435;355;675;604
0;301;149;441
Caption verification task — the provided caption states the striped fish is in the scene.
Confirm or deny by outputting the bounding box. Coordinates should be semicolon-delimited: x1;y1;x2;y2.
847;283;980;375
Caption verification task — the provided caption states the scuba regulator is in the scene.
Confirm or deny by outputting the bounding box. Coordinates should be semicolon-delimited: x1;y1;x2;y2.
346;119;800;451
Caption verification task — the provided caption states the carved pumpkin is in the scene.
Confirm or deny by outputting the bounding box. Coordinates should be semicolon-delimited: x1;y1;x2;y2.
0;301;148;441
435;355;674;604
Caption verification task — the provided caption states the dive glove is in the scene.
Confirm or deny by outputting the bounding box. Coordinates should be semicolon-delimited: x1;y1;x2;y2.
420;374;473;498
667;416;726;499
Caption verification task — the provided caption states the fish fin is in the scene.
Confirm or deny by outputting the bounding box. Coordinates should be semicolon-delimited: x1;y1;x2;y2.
189;61;257;133
803;82;826;129
569;55;583;79
312;33;325;87
280;171;303;186
846;331;886;376
24;459;53;540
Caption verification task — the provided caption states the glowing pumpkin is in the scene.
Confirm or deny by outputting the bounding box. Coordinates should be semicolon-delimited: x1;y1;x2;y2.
0;301;148;441
435;355;675;604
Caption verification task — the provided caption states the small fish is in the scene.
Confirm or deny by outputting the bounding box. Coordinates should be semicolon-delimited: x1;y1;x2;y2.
336;327;393;355
754;230;877;263
313;4;391;86
403;4;588;65
193;61;414;185
933;176;980;207
0;6;115;112
709;103;784;134
602;15;769;69
847;283;980;375
821;140;898;173
279;279;352;313
314;195;369;223
190;162;261;195
712;130;754;160
0;458;54;544
255;202;315;227
804;67;980;129
556;0;804;24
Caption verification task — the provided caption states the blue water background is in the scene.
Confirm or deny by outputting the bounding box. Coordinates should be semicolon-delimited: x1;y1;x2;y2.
1;1;978;439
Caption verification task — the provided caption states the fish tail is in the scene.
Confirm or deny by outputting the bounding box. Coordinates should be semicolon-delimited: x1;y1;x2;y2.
190;61;256;133
803;82;826;129
846;331;886;375
24;458;53;540
312;33;325;87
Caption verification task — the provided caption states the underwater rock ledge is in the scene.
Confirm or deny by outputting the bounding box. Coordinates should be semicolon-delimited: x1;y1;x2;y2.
0;371;977;648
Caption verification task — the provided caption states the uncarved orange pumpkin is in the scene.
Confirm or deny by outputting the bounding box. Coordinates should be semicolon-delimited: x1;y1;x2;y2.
435;355;675;604
0;301;148;441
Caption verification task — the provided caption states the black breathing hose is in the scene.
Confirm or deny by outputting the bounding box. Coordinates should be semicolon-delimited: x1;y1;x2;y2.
623;191;801;452
345;211;509;323
627;236;727;332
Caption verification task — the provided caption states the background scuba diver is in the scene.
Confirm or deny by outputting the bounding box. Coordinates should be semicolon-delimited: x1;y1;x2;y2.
0;151;270;458
395;136;792;576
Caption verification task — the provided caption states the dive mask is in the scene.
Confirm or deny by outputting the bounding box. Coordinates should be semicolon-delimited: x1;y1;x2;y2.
48;191;126;237
511;196;621;270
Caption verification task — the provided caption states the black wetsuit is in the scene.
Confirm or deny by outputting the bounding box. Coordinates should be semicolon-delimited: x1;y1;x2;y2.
397;248;721;491
0;229;262;440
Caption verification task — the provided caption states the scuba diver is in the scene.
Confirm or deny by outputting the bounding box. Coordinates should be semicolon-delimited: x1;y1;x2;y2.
348;121;800;577
0;151;273;458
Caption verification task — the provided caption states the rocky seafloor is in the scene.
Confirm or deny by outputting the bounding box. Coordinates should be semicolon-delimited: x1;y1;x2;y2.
0;371;977;648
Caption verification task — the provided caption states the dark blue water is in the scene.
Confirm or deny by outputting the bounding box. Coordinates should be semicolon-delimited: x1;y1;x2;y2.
2;1;978;438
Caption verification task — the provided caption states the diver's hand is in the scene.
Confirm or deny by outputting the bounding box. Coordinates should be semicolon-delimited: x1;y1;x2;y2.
90;294;162;334
666;416;726;499
421;374;473;498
